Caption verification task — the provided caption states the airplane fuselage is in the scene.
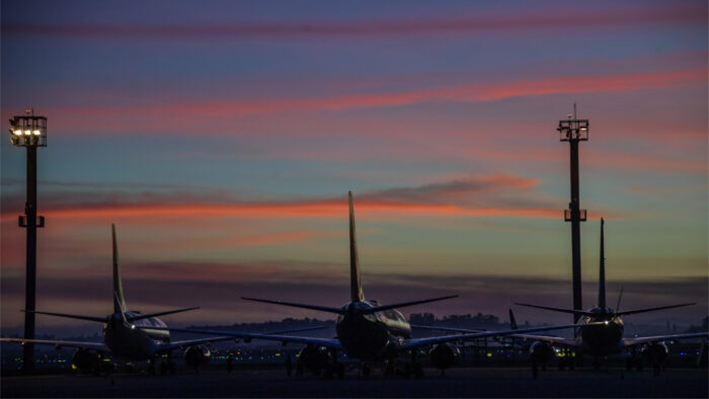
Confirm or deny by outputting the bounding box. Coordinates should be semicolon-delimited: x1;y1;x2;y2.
579;307;624;357
103;312;171;360
335;300;411;361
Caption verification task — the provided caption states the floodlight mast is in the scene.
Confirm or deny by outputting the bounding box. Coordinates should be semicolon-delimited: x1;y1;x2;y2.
557;104;588;326
9;109;47;374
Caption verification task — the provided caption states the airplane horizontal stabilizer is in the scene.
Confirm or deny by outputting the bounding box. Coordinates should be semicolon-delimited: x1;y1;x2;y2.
125;306;200;322
516;302;696;318
514;303;593;318
616;302;696;317
23;309;107;323
242;297;346;315
359;295;459;315
509;309;518;330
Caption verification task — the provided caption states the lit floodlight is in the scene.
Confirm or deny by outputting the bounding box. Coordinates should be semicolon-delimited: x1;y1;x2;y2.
557;118;589;142
8;114;47;147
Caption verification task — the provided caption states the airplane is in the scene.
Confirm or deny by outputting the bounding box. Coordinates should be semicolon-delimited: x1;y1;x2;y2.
513;218;707;373
153;191;591;377
0;224;317;375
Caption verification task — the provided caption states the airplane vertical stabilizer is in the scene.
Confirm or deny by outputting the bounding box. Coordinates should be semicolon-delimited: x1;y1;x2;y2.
598;218;606;309
349;192;365;302
509;309;518;330
112;224;128;315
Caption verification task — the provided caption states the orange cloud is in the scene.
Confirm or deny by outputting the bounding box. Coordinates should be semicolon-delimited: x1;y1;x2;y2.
1;175;560;224
2;200;557;222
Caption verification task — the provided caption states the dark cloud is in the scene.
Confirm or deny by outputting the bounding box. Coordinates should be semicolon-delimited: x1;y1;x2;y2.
3;4;703;39
1;173;551;219
361;175;534;204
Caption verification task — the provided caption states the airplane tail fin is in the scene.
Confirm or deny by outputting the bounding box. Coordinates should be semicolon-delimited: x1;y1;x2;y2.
519;219;696;319
242;192;457;316
509;309;518;330
595;219;695;317
112;224;128;316
615;302;696;317
615;286;624;314
349;191;365;303
598;218;606;309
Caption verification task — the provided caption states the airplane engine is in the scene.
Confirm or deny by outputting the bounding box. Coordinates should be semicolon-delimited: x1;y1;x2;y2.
529;341;555;365
642;342;669;365
72;349;101;373
298;345;330;376
184;345;211;369
429;343;460;370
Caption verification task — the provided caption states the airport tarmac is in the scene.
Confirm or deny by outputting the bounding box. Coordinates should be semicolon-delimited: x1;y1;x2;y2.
1;366;707;398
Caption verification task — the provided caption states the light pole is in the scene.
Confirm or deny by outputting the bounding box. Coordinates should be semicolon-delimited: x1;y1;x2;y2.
557;105;588;325
9;109;47;374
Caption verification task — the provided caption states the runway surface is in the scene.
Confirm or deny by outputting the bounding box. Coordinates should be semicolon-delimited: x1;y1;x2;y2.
2;366;707;398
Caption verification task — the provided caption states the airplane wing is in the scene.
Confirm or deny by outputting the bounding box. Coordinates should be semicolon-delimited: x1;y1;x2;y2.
616;303;696;317
400;323;585;350
146;324;582;355
495;331;709;350
495;333;581;348
146;326;345;352
0;337;109;353
156;336;241;353
126;307;200;323
409;324;485;334
154;325;328;353
621;331;708;348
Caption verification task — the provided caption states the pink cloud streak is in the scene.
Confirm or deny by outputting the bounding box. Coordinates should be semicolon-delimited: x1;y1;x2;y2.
20;67;705;138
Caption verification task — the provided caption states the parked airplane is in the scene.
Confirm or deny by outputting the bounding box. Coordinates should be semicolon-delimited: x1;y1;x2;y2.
0;224;315;374
156;191;588;377
513;218;707;373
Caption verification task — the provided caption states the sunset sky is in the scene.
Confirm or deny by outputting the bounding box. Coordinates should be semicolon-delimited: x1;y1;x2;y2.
1;1;707;336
